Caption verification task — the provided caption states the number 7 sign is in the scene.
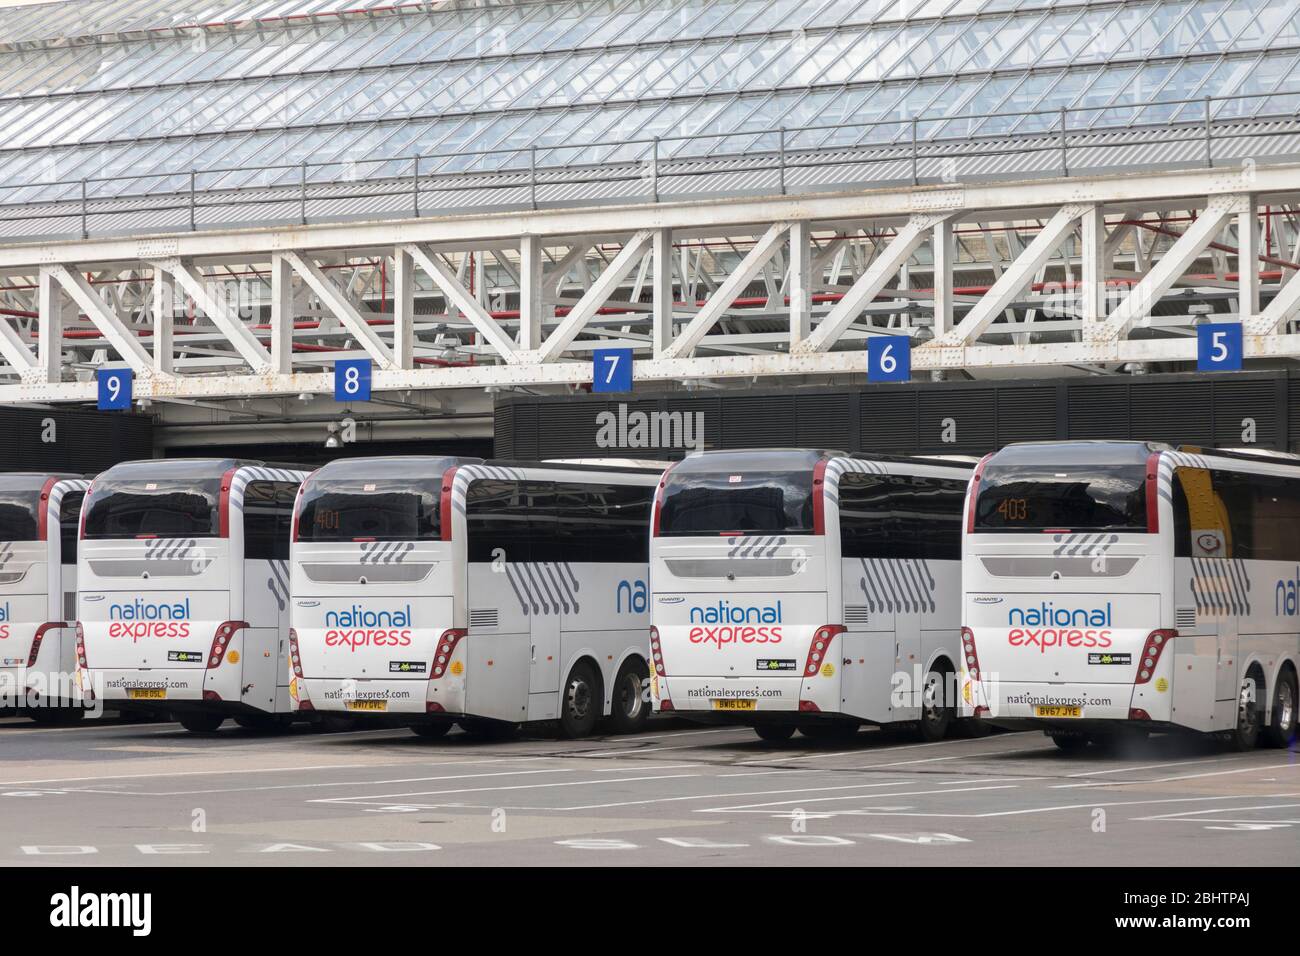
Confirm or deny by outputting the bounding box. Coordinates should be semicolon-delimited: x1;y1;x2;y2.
592;348;633;393
867;337;910;382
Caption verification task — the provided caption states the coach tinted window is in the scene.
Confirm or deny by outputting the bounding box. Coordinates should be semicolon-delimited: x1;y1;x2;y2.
975;464;1148;532
554;481;652;563
59;491;84;564
243;481;298;560
0;483;41;541
659;452;822;536
297;476;438;543
83;477;222;539
465;479;557;563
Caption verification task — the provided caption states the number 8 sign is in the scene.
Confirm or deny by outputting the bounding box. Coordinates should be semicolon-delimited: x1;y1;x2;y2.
867;337;910;382
334;358;371;402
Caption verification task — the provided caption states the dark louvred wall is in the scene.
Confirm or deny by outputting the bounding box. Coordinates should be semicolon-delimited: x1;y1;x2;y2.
0;407;153;474
494;370;1295;460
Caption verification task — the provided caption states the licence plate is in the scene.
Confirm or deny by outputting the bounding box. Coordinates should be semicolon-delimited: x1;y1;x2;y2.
126;687;166;700
712;699;756;711
345;699;387;712
1034;705;1082;718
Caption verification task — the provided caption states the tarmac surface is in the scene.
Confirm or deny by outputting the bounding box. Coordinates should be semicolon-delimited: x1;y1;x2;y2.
1;715;1296;866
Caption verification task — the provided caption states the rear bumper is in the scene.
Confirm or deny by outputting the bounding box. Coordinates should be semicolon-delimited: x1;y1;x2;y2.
969;679;1156;723
654;675;802;713
295;676;460;716
93;668;206;702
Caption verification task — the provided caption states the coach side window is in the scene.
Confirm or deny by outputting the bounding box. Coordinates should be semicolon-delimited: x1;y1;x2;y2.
839;473;965;561
466;479;558;564
59;491;84;566
554;481;652;564
243;481;297;561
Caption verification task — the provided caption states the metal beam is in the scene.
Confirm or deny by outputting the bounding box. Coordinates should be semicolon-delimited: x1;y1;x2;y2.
391;247;415;370
280;251;394;369
268;254;294;375
798;213;946;353
405;243;519;362
152;270;174;375
652;228;673;357
35;268;60;382
662;223;790;360
154;258;271;371
47;264;156;373
789;221;812;347
519;235;545;351
932;205;1085;347
537;230;654;363
931;218;955;339
1092;195;1244;341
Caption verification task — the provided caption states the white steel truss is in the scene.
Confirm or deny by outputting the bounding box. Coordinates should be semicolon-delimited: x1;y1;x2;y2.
0;161;1299;406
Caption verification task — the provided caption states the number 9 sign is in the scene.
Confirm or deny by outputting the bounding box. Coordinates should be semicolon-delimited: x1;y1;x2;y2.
867;337;910;382
334;358;371;402
97;368;133;410
1196;322;1242;372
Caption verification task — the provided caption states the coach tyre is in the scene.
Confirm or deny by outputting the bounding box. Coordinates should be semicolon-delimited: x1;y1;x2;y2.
411;721;452;739
1047;730;1089;753
1262;669;1296;749
178;712;226;734
1226;671;1262;752
560;660;601;738
753;724;796;743
609;656;649;734
917;665;955;742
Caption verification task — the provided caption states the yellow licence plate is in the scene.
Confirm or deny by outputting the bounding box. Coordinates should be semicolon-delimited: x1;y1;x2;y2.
712;699;756;711
126;687;166;700
345;699;387;712
1034;705;1082;718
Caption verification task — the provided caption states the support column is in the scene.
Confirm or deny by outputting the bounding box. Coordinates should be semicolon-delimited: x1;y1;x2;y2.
519;235;544;351
269;254;294;374
931;218;954;339
37;267;63;383
788;221;812;347
392;248;415;369
652;228;673;357
1080;205;1106;337
151;270;174;375
1238;195;1260;319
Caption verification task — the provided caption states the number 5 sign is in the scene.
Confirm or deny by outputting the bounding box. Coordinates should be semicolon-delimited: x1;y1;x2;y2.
592;348;633;393
1197;322;1242;372
867;337;910;382
334;358;371;402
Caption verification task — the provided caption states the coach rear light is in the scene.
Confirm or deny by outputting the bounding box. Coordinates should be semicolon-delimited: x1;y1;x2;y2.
74;621;88;668
288;628;304;678
805;625;845;676
27;622;65;668
207;621;248;670
649;626;666;677
1134;629;1177;685
431;628;467;679
961;627;982;680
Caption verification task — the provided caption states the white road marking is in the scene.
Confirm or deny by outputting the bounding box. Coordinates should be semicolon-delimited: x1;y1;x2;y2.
1132;802;1300;822
697;783;1018;812
310;772;700;804
544;779;912;812
1053;762;1300;789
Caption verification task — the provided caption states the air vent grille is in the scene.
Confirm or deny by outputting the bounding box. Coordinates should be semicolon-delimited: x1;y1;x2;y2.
844;606;871;625
1175;607;1197;629
469;608;499;628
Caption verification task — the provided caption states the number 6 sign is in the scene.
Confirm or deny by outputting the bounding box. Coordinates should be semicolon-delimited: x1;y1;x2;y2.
1196;322;1242;372
867;337;910;382
334;358;371;402
97;368;133;410
592;348;633;393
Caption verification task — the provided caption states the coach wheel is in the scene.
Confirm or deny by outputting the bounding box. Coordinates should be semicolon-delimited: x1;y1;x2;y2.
1047;731;1089;753
1262;671;1296;749
608;657;650;735
29;707;84;726
457;717;519;741
917;667;955;742
753;724;796;743
1226;675;1261;752
178;712;226;734
410;721;452;740
559;661;602;739
316;714;357;734
234;714;287;733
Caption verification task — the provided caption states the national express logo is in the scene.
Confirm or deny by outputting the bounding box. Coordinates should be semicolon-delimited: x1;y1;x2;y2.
108;598;191;641
0;601;9;639
687;600;783;647
1007;601;1113;652
324;604;413;649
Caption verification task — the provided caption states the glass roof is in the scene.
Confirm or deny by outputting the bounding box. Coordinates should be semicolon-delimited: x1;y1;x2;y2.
0;0;1294;198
